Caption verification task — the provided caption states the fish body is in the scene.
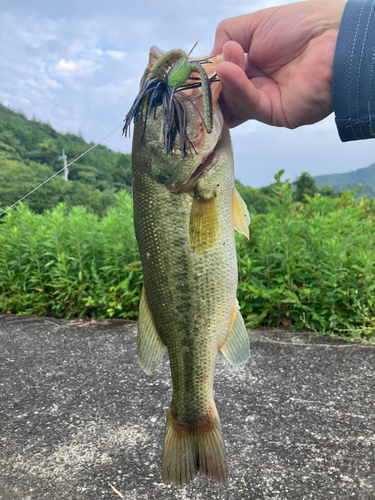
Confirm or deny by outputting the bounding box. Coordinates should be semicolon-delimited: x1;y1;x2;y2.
131;47;250;485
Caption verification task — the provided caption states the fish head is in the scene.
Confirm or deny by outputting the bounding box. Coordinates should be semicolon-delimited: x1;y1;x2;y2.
131;46;224;192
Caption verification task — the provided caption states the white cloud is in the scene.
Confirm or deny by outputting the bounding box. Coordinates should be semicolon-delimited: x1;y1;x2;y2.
27;76;61;90
89;79;137;107
54;58;97;75
69;40;84;57
106;50;126;61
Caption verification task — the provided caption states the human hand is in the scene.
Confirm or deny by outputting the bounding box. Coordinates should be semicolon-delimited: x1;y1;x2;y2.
211;0;346;128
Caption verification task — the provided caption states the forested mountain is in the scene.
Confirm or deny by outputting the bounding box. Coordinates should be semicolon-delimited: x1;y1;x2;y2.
314;163;375;197
0;103;131;215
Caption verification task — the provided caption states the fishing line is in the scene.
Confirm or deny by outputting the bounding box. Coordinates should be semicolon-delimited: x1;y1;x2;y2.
0;123;126;218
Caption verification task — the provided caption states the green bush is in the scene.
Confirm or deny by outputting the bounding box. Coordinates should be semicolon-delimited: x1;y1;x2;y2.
0;175;374;343
0;191;141;318
236;171;375;343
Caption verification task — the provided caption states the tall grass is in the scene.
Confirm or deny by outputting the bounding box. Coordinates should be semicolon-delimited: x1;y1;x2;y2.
0;175;374;342
237;171;375;342
0;191;141;318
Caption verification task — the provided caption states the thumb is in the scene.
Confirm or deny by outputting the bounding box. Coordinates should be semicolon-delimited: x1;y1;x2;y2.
222;40;246;69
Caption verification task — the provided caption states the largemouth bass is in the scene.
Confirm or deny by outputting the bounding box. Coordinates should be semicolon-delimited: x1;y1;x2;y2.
129;47;250;485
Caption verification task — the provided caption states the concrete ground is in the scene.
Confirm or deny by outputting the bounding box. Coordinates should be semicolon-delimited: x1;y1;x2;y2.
0;313;374;500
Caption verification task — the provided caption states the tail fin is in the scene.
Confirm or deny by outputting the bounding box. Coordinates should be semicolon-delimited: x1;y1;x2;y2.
161;406;228;485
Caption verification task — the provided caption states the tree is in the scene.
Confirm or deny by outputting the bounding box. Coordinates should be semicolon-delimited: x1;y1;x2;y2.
293;172;321;202
0;159;65;213
235;181;270;214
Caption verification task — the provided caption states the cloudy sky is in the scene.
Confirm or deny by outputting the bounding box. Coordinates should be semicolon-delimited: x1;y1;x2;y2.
1;0;374;187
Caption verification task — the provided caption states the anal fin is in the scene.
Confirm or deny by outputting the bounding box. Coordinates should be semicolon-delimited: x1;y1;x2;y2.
220;302;250;366
137;287;165;374
231;188;250;238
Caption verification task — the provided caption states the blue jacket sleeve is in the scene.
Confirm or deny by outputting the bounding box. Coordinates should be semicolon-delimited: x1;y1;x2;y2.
332;0;375;141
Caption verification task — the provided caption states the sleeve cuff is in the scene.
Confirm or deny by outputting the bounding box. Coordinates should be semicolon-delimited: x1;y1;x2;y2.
332;0;375;141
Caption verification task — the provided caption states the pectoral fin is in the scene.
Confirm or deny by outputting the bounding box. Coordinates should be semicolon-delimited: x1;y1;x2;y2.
231;188;250;238
137;287;165;374
189;195;218;253
220;302;250;366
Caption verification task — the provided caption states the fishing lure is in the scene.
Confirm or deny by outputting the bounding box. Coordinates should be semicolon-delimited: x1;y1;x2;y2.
123;49;217;155
147;49;213;134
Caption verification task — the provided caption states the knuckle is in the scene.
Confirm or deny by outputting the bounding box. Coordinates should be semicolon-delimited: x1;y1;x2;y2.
215;19;230;38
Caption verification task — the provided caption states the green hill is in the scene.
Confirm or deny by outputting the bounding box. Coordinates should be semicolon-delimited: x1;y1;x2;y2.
331;183;375;198
314;162;375;197
0;103;131;216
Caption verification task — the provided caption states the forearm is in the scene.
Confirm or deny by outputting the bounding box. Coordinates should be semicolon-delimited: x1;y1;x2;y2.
333;0;375;141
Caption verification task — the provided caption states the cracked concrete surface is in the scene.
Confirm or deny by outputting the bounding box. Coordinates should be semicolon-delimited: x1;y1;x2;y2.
0;314;374;499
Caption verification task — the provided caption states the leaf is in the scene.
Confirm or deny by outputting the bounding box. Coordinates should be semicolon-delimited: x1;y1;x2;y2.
281;297;299;304
249;277;266;290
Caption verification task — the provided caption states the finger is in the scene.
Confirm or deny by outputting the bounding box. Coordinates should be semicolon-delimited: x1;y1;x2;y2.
216;61;280;127
223;40;270;80
222;41;246;71
211;13;259;56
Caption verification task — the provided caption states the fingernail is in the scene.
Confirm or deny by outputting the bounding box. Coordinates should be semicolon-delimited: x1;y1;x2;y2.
216;70;226;84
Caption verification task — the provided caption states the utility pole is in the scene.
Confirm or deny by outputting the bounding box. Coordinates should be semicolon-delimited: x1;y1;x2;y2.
59;149;68;181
